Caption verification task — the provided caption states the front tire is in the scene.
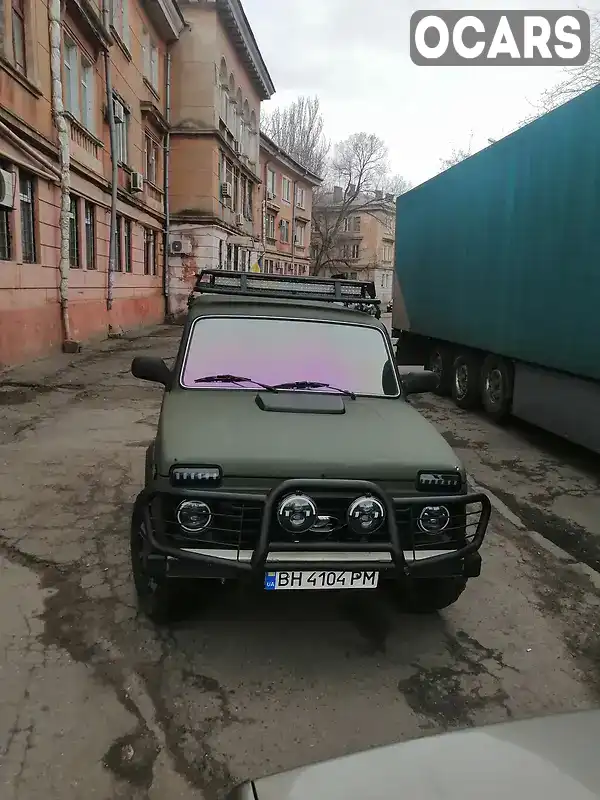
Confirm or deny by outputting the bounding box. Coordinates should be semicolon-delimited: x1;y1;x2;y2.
402;577;467;614
130;515;179;625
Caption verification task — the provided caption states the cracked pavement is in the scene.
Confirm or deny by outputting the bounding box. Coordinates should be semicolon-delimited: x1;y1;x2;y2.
1;324;600;799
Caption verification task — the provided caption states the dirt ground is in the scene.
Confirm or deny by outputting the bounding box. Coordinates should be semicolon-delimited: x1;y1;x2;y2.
1;324;599;800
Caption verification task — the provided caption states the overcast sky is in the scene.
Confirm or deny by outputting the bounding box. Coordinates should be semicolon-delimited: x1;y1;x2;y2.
242;0;599;186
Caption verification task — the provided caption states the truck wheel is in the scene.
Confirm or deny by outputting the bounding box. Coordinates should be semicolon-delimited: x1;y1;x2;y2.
451;352;482;409
427;345;452;396
481;355;513;422
402;578;467;614
130;516;181;625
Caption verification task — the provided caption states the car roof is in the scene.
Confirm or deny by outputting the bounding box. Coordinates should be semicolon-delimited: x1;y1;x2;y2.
186;293;385;328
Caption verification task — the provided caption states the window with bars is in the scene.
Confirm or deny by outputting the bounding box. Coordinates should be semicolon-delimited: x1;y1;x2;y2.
143;229;158;276
69;195;80;267
84;201;95;269
124;219;132;272
19;171;36;264
12;0;27;75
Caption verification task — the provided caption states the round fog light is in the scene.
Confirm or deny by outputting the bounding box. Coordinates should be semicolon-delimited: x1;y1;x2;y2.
176;500;212;533
277;494;317;534
347;496;385;535
418;505;450;534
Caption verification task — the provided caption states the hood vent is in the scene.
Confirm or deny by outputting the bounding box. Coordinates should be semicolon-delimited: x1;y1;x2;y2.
255;392;346;415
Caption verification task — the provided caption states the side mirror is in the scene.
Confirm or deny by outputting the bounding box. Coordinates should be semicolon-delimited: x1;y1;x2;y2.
401;369;439;396
131;356;172;388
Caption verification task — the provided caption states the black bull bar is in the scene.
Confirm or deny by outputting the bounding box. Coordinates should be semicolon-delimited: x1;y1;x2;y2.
138;478;492;574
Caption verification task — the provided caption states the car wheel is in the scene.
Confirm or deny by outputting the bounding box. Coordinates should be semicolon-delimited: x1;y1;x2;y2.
427;345;452;396
130;515;180;625
451;352;482;409
400;577;468;614
480;354;513;423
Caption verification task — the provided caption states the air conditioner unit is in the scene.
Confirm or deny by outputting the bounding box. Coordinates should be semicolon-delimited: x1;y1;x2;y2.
113;99;125;124
234;140;241;154
235;214;243;226
170;238;192;255
0;168;15;209
130;172;144;192
221;181;232;198
266;191;275;200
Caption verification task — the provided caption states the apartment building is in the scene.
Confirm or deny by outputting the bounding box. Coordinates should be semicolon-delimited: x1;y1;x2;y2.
312;189;396;304
258;132;321;277
166;0;275;314
0;0;185;366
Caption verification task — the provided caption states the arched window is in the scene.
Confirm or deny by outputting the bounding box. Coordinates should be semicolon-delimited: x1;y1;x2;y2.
228;73;235;131
242;100;250;155
219;58;228;122
250;110;257;162
235;89;243;144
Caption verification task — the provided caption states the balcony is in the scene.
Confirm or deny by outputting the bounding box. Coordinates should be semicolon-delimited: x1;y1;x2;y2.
141;0;185;44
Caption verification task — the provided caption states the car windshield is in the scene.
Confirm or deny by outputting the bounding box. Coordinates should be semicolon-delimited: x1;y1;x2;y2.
180;316;400;397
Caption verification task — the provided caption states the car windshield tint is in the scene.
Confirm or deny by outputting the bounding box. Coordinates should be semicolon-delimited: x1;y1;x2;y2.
181;317;399;397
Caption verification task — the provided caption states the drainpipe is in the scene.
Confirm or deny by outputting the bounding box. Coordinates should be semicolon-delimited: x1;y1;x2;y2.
48;0;74;348
261;157;270;268
163;48;172;316
102;1;118;312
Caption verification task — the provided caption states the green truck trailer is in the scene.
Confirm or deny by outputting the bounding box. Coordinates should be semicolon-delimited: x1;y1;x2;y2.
392;83;600;454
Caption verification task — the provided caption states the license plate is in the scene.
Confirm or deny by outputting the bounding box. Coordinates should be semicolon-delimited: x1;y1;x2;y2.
264;570;379;591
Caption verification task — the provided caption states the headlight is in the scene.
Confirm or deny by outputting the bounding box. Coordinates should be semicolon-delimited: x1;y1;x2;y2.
176;500;212;533
277;494;317;534
417;505;450;534
347;496;385;535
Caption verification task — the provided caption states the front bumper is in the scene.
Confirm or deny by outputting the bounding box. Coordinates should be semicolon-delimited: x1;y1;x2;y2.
135;478;491;580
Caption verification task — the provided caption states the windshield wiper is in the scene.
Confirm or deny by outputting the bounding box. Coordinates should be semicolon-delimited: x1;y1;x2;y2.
272;380;356;400
194;374;278;392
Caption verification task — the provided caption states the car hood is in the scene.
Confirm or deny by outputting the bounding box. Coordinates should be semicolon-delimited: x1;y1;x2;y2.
156;389;461;480
249;710;600;800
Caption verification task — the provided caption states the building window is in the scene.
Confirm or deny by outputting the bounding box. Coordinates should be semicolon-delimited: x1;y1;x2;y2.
295;186;305;208
124;219;132;272
69;195;80;267
281;176;291;203
267;168;276;195
351;243;359;259
63;38;95;132
12;0;27;75
144;134;159;185
295;221;306;247
115;215;122;271
110;0;130;48
142;31;159;90
265;212;275;240
114;98;129;164
280;218;290;243
0;164;13;260
84;201;95;269
343;217;350;232
383;244;393;262
19;171;36;263
144;228;158;275
353;215;361;232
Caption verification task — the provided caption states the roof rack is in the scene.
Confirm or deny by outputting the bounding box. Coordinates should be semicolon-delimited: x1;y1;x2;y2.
190;270;380;305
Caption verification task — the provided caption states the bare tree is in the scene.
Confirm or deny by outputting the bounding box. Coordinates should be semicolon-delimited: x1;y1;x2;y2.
521;11;600;123
438;146;472;171
311;132;410;276
261;95;330;177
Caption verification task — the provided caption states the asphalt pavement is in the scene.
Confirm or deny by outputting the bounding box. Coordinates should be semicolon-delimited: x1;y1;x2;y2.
1;324;600;800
